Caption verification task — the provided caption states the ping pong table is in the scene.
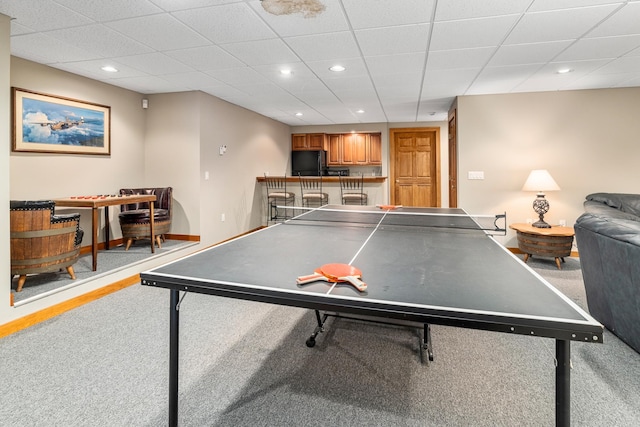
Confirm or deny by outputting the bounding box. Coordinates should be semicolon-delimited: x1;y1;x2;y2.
140;205;603;427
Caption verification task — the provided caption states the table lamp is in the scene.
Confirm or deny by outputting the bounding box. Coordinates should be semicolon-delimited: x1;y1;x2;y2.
522;169;560;228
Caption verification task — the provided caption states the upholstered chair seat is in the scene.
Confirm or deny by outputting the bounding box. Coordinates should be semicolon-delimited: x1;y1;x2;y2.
118;187;172;250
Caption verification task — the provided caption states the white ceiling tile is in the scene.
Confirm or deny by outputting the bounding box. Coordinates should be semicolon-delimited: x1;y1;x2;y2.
0;0;93;31
105;14;210;51
355;24;430;56
435;0;531;21
592;56;640;74
466;64;542;94
586;2;640;37
221;39;300;66
422;68;481;98
9;21;33;36
252;63;318;87
505;5;621;44
342;0;435;29
556;35;640;61
164;45;246;70
305;57;369;79
10;33;100;64
528;0;626;13
149;0;238;12
173;3;276;44
248;0;350;37
53;0;163;21
488;40;573;67
56;59;148;79
430;15;520;50
159;71;223;89
285;32;360;62
365;53;426;76
205;67;271;86
565;72;638;90
112;52;194;75
110;75;189;93
45;24;154;58
427;47;495;70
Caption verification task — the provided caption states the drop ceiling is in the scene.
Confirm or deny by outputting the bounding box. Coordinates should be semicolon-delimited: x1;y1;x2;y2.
2;0;639;126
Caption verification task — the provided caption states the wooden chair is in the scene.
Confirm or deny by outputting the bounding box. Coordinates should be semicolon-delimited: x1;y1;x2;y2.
339;175;368;205
299;174;328;207
10;200;84;292
264;175;295;223
118;187;172;250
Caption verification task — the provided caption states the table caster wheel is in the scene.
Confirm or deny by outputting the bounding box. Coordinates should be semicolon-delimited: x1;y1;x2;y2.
306;337;316;347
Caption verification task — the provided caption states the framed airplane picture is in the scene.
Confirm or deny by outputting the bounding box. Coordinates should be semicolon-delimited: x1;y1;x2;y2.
12;88;111;155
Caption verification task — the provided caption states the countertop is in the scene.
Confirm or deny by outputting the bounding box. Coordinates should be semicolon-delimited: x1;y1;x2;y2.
257;176;386;183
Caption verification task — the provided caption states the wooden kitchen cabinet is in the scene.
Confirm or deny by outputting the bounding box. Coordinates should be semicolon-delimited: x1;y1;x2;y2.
292;133;326;150
368;133;382;165
327;134;342;165
326;132;382;165
297;132;382;165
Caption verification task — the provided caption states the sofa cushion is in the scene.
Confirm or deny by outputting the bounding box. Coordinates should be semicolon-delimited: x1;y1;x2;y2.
586;192;640;217
575;212;640;246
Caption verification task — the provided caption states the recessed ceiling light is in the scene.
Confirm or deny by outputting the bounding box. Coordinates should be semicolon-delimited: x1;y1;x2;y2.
329;65;346;72
280;68;292;76
356;109;365;114
556;68;573;74
101;65;118;73
295;112;303;116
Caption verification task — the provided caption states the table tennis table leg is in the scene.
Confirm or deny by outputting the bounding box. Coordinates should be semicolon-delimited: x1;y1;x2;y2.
306;310;328;347
555;339;570;427
169;289;180;427
422;324;434;363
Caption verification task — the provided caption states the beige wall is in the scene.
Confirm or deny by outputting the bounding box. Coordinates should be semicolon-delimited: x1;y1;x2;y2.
1;15;11;310
456;89;640;247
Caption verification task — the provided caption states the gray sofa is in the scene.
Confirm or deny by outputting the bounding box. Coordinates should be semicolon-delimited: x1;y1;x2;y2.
574;193;640;354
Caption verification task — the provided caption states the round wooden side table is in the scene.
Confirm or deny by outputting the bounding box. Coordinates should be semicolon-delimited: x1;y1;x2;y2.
509;223;575;270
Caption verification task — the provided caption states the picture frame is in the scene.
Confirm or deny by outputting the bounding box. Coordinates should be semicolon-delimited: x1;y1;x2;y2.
12;87;111;155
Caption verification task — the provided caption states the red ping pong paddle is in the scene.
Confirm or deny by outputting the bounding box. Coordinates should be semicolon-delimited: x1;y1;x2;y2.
376;204;402;210
297;263;367;292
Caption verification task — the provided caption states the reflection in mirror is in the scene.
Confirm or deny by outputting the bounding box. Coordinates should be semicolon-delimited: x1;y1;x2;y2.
11;240;195;306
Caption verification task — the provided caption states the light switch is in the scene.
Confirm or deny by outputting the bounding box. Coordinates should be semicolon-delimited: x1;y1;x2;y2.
468;171;484;180
204;171;210;180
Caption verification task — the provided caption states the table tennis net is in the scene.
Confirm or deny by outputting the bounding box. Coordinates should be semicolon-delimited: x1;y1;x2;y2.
284;207;506;235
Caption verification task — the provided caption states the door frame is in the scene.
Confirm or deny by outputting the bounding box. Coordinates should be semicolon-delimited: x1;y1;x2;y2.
389;127;441;207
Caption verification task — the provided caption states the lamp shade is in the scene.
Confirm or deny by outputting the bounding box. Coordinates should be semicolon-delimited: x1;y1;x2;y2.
522;170;560;192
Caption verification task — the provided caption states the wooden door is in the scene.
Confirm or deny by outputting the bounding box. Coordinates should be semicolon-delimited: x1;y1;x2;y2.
390;128;440;207
448;110;458;208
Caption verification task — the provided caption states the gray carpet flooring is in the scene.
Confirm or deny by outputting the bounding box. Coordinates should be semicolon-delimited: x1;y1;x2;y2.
1;256;639;426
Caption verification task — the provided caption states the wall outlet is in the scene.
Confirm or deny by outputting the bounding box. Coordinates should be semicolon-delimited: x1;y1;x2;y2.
559;219;566;227
526;218;533;224
204;171;210;180
468;171;484;180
